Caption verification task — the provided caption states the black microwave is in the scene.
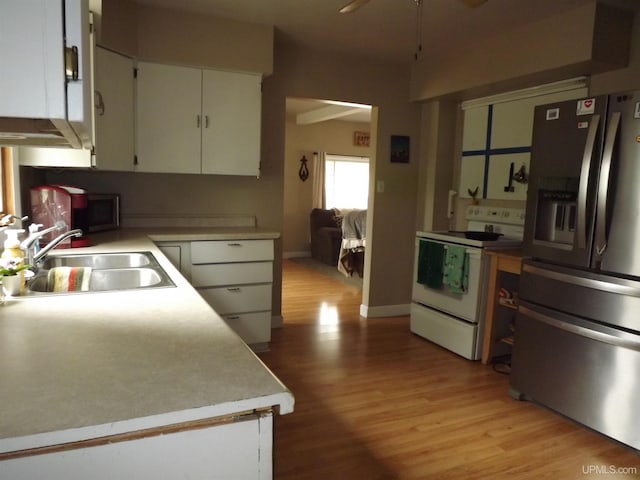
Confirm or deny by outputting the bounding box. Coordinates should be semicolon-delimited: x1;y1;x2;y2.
87;193;120;232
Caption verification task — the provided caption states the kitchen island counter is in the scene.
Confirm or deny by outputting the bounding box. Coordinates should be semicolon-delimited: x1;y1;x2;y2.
0;228;292;458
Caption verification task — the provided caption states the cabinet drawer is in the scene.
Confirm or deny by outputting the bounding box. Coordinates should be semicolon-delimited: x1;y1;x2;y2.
191;262;273;287
191;240;273;264
222;311;271;345
198;284;272;314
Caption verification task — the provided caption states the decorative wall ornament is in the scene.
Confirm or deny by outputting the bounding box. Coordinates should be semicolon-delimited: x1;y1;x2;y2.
468;186;479;205
513;164;528;184
298;155;309;181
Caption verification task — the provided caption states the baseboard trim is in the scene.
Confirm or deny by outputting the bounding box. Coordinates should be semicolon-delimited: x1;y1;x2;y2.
283;251;311;259
271;315;284;328
360;303;411;318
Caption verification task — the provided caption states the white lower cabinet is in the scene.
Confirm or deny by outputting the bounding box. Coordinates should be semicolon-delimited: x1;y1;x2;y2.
156;242;191;282
192;239;274;351
2;411;274;480
158;239;274;350
198;284;272;314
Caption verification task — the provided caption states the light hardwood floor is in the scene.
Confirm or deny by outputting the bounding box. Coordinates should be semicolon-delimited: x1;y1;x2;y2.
258;260;639;479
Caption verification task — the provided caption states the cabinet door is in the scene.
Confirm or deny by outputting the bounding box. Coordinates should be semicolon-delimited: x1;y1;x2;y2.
94;47;134;171
191;262;273;288
136;62;202;174
222;312;272;345
201;70;261;176
0;413;270;480
0;1;66;120
191;240;274;264
198;284;272;314
156;242;191;281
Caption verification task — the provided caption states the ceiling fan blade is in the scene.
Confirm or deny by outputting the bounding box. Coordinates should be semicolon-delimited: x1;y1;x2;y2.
339;0;371;14
460;0;488;7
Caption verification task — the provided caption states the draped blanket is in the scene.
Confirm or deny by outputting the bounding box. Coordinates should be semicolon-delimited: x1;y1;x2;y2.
339;209;367;249
337;209;366;277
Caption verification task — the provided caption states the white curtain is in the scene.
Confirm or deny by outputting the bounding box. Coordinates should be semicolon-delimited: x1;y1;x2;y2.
311;151;326;209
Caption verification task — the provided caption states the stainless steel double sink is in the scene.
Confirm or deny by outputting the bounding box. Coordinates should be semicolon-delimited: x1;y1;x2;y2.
26;251;175;295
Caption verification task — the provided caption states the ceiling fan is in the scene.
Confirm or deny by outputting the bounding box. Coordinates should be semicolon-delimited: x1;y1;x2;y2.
339;0;488;14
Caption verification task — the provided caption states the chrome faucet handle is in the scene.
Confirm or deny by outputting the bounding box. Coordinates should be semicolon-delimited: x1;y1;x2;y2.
31;229;83;266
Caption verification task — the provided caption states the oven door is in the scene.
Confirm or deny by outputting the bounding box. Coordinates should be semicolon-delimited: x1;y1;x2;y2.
412;238;485;323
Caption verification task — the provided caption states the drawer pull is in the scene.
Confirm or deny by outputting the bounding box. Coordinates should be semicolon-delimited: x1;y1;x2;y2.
225;315;240;320
227;287;242;292
227;243;243;247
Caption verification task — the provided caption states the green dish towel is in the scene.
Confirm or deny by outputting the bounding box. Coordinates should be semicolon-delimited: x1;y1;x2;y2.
443;245;469;294
417;240;445;289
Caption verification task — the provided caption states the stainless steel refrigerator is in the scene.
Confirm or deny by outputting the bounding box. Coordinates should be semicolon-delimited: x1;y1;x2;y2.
510;92;640;450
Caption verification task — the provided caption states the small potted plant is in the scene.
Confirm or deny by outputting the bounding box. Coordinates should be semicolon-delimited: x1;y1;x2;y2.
0;257;31;296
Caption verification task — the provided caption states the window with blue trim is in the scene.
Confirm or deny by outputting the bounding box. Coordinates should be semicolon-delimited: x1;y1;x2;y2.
459;87;587;201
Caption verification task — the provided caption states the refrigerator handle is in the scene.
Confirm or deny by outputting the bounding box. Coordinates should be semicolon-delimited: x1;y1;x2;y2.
595;111;621;257
522;262;640;297
576;114;600;249
520;304;640;351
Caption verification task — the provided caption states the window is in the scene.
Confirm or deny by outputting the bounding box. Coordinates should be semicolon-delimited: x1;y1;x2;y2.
0;147;15;214
325;154;369;210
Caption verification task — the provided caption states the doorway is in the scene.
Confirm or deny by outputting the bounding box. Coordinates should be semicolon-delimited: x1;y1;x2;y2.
282;96;373;289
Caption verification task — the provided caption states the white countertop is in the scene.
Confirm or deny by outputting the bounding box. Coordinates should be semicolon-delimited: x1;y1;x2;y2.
0;228;292;455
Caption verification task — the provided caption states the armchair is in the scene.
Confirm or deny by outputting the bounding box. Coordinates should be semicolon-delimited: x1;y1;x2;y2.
309;208;342;266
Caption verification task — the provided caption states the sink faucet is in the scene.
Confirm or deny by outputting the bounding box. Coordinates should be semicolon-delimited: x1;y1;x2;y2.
21;222;83;267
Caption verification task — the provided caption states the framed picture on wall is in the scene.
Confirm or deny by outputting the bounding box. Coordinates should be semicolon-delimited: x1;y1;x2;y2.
390;135;410;163
354;131;370;147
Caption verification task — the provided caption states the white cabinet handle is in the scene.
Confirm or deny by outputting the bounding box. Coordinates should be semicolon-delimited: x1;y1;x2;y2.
227;287;241;292
227;243;242;247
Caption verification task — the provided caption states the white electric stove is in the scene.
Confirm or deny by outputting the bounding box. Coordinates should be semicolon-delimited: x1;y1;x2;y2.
411;206;525;360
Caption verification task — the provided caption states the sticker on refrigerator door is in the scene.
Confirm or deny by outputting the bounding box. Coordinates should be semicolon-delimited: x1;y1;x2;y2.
546;108;560;121
577;121;589;129
634;102;640;119
576;98;595;115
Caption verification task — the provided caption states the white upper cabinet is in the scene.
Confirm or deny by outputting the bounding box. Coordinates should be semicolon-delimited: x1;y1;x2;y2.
19;45;136;170
201;70;261;176
135;62;202;174
93;47;135;171
135;62;262;176
0;0;92;148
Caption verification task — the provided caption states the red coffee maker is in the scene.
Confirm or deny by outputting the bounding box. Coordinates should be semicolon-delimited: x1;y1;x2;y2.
30;185;92;248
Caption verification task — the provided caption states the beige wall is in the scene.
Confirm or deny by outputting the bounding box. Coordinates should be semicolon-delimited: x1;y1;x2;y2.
410;2;632;103
268;37;421;314
591;9;640;94
416;100;459;232
135;6;273;75
100;0;273;75
283;118;371;255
